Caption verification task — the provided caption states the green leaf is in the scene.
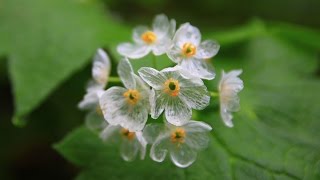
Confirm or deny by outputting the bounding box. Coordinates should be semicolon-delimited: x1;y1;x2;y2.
55;33;320;179
0;0;129;125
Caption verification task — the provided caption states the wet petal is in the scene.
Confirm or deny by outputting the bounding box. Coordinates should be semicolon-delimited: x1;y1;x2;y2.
169;143;197;168
150;134;170;162
152;37;171;56
150;90;167;119
100;124;121;143
138;67;167;90
85;110;108;132
117;43;151;59
120;138;140;161
173;23;201;47
78;81;103;110
152;14;170;38
136;132;148;160
167;44;183;63
92;48;111;85
132;25;149;44
143;123;164;143
179;84;210;110
117;58;136;89
179;59;215;80
165;97;192;126
195;40;220;59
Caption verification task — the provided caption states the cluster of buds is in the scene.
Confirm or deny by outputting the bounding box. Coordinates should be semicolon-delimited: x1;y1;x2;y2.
78;14;244;168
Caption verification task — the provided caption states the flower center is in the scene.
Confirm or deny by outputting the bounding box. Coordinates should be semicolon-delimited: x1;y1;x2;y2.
163;78;180;97
120;128;135;141
171;128;186;144
123;89;140;105
141;31;157;44
182;43;197;57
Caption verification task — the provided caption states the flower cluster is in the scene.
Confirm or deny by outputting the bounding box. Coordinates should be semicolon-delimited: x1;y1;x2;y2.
79;14;244;168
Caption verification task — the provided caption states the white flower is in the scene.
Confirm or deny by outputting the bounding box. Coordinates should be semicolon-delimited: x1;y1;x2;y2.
144;120;212;168
99;58;150;131
138;67;210;126
218;70;244;127
78;49;111;131
117;14;176;59
78;48;111;110
100;124;147;161
167;23;220;80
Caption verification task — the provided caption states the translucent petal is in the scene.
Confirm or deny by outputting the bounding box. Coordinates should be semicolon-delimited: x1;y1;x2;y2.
179;85;210;110
179;59;216;80
85;110;108;132
195;40;220;59
152;37;171;56
138;67;167;90
117;58;136;89
185;132;210;151
92;48;111;86
152;14;170;39
143;123;164;144
167;44;183;63
168;19;176;38
120;138;140;162
100;125;121;143
220;105;234;127
150;89;167;119
169;142;197;168
165;97;192;126
78;81;103;110
173;23;201;47
150;134;170;162
132;25;149;44
136;132;148;160
183;120;212;132
117;43;151;59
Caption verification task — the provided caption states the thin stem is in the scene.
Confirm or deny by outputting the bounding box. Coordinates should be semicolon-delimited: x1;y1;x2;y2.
210;91;219;97
108;76;121;83
152;55;158;69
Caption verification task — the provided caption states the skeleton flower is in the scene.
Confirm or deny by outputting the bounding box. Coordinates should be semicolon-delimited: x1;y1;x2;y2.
138;67;210;126
117;14;176;59
143;120;212;168
99;58;150;131
167;23;220;80
218;70;244;127
100;124;147;161
78;48;111;131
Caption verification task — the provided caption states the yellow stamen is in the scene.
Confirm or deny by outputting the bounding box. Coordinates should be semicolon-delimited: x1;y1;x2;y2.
182;43;197;57
141;31;157;44
120;128;136;140
163;78;180;97
171;128;186;144
123;89;140;105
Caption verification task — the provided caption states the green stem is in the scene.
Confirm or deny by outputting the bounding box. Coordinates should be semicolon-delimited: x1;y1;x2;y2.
210;91;219;97
108;76;121;83
152;55;158;69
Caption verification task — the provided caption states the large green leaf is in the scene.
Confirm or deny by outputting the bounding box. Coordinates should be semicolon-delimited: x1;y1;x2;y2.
55;32;320;179
0;0;130;125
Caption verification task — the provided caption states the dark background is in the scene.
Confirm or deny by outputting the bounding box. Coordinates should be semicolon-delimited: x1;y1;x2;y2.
0;0;319;179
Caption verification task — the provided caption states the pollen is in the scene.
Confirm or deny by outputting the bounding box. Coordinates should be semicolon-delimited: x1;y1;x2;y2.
171;128;186;144
120;128;136;141
141;31;157;44
123;89;141;105
163;78;180;97
182;43;197;57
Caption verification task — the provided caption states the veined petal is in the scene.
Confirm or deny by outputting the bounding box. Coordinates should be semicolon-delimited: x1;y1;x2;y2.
152;37;171;56
92;48;111;86
173;23;201;47
117;43;151;59
150;134;170;162
120;138;140;162
179;85;210;110
169;142;197;168
138;67;167;90
143;123;164;144
133;25;149;44
100;124;121;143
165;97;192;126
179;59;215;80
166;44;183;63
117;58;136;89
195;40;220;59
150;90;167;119
152;14;170;39
85;110;108;132
183;120;212;132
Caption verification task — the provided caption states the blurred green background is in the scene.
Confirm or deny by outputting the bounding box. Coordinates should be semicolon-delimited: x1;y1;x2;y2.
0;0;319;179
